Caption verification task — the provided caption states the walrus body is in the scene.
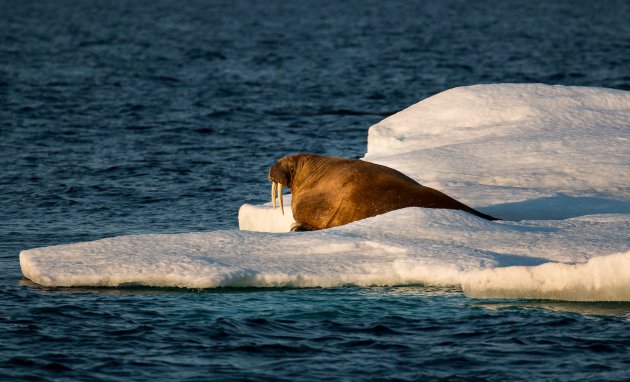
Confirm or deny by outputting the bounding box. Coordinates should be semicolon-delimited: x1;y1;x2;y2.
268;154;496;231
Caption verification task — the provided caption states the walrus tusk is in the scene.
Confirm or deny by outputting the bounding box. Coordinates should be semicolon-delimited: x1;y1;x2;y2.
271;182;277;208
279;183;284;215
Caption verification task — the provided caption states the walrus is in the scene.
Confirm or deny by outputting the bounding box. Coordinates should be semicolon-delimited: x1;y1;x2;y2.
268;153;497;231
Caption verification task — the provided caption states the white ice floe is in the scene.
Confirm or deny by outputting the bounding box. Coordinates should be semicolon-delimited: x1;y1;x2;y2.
238;195;295;233
20;84;630;301
462;250;630;301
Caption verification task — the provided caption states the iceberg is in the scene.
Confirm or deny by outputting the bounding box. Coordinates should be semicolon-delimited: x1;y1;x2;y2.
20;84;630;301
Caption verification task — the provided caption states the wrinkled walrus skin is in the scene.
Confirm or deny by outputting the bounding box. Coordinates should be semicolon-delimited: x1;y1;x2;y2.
268;153;497;231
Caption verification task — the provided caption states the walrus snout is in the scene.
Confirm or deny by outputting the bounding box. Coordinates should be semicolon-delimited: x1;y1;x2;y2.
268;158;294;187
269;157;296;216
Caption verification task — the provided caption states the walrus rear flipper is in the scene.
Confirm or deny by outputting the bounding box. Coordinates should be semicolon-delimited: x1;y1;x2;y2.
418;186;499;221
464;207;499;221
474;210;499;221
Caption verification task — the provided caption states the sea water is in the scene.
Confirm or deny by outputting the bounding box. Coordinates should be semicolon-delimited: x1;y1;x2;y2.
2;0;630;380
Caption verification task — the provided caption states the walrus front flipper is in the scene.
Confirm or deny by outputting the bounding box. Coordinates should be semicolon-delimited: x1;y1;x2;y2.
290;222;318;232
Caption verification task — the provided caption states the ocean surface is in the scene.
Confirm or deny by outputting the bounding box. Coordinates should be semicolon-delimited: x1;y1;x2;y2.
2;0;630;380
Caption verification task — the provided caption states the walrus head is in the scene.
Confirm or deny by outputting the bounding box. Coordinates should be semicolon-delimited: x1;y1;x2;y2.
268;155;299;215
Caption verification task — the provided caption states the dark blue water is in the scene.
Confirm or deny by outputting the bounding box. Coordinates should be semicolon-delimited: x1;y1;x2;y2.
2;0;630;380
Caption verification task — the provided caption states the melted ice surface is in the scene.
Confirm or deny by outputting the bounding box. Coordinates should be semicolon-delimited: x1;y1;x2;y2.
21;84;630;301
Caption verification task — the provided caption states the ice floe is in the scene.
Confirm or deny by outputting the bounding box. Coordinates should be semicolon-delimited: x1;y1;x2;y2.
20;84;630;301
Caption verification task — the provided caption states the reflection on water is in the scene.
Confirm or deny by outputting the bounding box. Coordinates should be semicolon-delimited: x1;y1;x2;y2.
19;277;313;295
21;276;630;317
474;300;630;317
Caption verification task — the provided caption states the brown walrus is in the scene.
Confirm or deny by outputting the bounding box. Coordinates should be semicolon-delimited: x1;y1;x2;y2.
268;153;497;231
